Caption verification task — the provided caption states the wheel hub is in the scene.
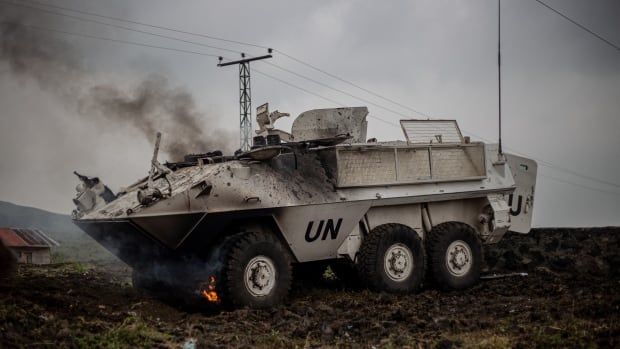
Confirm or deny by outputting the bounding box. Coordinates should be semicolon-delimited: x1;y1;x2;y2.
445;240;473;277
384;243;414;281
244;256;276;297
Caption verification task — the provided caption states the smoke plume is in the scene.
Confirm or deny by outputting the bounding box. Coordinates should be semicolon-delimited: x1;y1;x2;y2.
0;9;234;160
79;75;233;160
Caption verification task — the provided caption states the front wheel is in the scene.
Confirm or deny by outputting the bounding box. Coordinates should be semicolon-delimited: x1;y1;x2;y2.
357;224;426;293
221;232;292;308
426;222;482;290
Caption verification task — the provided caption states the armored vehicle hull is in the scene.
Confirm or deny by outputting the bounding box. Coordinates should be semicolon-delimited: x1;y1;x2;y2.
73;107;537;308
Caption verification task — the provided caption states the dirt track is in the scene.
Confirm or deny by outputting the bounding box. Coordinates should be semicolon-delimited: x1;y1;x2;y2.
1;228;619;348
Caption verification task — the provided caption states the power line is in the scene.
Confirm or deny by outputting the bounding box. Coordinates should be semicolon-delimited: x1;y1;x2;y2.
1;21;221;58
274;50;430;118
461;131;620;190
0;0;246;55
521;154;620;190
534;0;620;52
5;22;620;197
259;61;413;118
540;173;620;197
3;0;415;120
20;0;270;50
1;19;397;128
252;69;399;127
8;0;620;190
16;0;429;117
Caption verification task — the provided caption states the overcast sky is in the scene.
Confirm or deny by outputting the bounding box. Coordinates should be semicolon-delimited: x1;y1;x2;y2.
0;0;619;227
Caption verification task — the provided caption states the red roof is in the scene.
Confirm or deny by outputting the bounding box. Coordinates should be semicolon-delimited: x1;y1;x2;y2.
0;228;59;248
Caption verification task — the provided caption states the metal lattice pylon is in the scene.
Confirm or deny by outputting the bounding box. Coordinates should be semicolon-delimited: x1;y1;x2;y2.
218;52;273;152
239;62;252;151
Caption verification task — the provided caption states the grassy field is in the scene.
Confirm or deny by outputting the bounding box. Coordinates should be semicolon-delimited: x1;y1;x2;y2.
1;228;618;348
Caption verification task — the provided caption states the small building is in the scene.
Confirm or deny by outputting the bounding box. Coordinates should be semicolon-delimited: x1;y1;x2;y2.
0;228;59;265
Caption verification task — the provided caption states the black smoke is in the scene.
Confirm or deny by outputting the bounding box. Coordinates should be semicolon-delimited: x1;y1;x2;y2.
0;8;234;160
79;75;233;160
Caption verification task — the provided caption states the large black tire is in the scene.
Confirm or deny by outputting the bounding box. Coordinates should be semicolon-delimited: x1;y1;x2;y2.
426;222;482;290
357;224;426;293
221;232;292;308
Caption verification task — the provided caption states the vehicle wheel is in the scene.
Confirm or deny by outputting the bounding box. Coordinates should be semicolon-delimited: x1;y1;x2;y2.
357;224;426;293
221;232;292;308
427;222;482;290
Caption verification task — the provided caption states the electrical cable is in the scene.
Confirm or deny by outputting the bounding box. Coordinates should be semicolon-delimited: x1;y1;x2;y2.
0;21;222;58
19;0;271;49
0;0;246;55
15;0;430;117
2;0;417;119
540;173;620;197
462;131;620;190
5;0;620;191
534;0;620;52
258;61;413;119
1;20;397;128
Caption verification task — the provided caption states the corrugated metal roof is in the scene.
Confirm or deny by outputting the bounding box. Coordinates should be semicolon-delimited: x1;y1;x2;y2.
0;228;59;248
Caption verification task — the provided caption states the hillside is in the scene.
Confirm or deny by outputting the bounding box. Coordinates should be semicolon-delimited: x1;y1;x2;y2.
0;201;113;262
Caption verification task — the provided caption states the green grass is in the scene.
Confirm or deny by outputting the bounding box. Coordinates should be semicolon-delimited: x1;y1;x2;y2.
446;331;512;349
529;318;600;349
74;315;171;349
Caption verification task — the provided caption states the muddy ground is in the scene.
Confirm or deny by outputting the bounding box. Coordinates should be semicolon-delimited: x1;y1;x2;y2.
1;228;619;348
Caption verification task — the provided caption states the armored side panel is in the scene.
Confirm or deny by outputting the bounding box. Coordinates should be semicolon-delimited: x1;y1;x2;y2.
334;143;486;187
365;204;424;238
274;201;371;262
505;154;537;233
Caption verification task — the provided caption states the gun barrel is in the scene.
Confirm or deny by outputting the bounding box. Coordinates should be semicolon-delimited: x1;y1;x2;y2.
151;132;162;164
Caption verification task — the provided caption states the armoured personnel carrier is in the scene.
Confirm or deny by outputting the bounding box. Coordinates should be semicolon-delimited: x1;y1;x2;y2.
72;105;537;308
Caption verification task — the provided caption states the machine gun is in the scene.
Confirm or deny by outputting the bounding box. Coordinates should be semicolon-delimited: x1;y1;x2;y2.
73;171;116;203
74;171;98;188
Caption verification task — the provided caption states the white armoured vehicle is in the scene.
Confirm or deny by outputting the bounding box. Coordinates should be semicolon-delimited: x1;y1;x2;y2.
72;105;537;308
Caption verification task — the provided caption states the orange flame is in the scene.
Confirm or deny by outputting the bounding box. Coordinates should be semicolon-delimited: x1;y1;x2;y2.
201;275;220;303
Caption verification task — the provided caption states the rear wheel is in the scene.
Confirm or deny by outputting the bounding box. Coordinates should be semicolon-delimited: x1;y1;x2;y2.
357;224;426;293
426;222;482;290
221;232;292;308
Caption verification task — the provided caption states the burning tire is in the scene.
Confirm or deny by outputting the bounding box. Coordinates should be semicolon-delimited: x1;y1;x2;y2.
426;222;482;290
221;232;292;308
357;224;426;293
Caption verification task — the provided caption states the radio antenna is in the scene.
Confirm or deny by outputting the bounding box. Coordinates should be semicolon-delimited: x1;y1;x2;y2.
497;0;503;155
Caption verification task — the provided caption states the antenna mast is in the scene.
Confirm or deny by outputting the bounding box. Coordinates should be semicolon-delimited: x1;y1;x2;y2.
497;0;503;155
218;50;273;151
